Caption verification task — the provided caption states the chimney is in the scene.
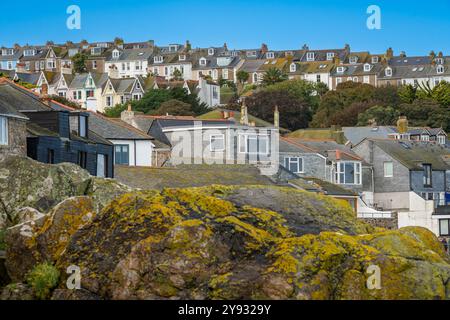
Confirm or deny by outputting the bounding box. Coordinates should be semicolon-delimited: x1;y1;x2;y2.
41;83;48;96
223;43;228;51
108;64;119;78
334;56;341;65
121;104;136;125
399;51;407;58
386;47;394;59
397;116;408;134
274;105;280;128
429;50;436;61
261;43;268;54
240;99;249;126
344;44;351;52
302;44;309;51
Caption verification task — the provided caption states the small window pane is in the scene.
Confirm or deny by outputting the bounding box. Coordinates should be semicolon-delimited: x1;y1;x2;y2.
440;220;449;236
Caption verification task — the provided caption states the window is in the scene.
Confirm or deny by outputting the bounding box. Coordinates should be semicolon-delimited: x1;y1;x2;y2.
440;219;450;236
212;86;218;100
179;55;186;61
316;74;321;83
40;61;45;70
239;134;269;155
208;48;215;56
421;134;430;142
222;69;229;80
0;116;8;145
126;62;130;71
47;149;55;164
290;63;296;72
212;69;218;80
79;116;87;138
335;161;362;185
349;56;358;64
364;63;371;72
353;77;359;82
154;56;163;63
437;135;446;145
266;52;275;59
136;61;142;71
199;58;207;66
25;62;30;71
285;157;304;173
47;60;56;69
423;164;432;187
384;162;393;177
336;77;342;84
437;65;445;74
115;145;129;165
78;151;87;169
363;76;370;84
253;73;258;83
306;52;315;61
210;134;225;152
92;60;97;69
24;49;36;56
106;96;113;107
372;56;379;63
326;52;335;61
337;66;345;73
112;50;120;59
246;51;257;57
133;94;142;100
385;68;392;77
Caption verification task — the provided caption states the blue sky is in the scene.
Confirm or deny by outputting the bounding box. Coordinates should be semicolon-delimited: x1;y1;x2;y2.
2;0;450;55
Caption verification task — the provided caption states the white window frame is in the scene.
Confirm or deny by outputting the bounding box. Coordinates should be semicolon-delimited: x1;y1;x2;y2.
222;69;229;80
437;135;446;145
335;161;362;185
290;63;296;72
285;157;304;174
437;65;445;74
349;56;358;64
0;116;8;146
112;50;120;59
421;134;430;142
384;162;394;178
199;58;207;66
154;56;163;63
210;134;225;152
179;55;186;61
326;52;335;61
238;134;270;155
306;52;315;61
372;56;379;63
363;76;370;84
363;63;371;72
266;52;275;59
385;68;393;77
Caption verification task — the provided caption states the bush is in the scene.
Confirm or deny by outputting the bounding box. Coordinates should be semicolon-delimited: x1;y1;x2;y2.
26;263;60;300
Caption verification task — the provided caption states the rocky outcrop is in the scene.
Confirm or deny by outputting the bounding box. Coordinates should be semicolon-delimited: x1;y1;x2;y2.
0;156;132;228
4;185;449;300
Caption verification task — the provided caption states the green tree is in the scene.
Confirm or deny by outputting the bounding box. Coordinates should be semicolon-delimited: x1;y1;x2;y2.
262;67;288;86
245;89;312;130
357;105;400;126
236;70;249;84
72;53;88;73
151;99;195;116
49;95;81;109
398;84;417;103
172;68;183;81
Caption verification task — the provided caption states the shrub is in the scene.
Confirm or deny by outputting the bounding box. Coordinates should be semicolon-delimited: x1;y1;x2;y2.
26;263;60;300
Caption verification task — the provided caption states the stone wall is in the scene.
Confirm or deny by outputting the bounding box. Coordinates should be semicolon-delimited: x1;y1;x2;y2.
359;212;399;230
0;117;27;162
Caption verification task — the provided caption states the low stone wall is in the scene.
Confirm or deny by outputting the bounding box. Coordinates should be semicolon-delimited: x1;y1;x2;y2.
359;212;399;230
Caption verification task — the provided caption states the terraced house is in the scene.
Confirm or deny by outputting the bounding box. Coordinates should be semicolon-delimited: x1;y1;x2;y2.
105;47;154;78
0;46;22;71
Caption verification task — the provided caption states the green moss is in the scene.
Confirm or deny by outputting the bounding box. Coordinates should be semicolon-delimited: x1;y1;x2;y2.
26;262;60;300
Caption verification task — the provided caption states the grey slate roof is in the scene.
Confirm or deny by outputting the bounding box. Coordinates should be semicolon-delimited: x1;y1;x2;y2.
84;112;153;141
15;72;41;85
239;60;266;73
369;139;450;171
0;82;50;113
343;126;398;146
0;49;23;61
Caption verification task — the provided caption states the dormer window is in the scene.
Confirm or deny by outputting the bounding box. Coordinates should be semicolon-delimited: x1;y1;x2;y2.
179;54;186;61
437;135;446;145
154;56;163;63
1;49;14;56
363;63;372;72
91;47;102;55
372;56;379;63
231;51;238;57
246;51;257;57
266;52;275;59
208;48;215;56
112;50;120;59
23;49;36;57
306;52;315;61
290;63;297;72
336;66;345;73
169;45;179;52
199;57;207;66
436;58;444;65
421;134;430;142
349;56;358;64
385;67;393;77
437;65;445;74
326;52;335;61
